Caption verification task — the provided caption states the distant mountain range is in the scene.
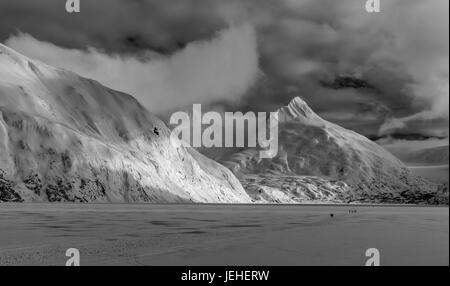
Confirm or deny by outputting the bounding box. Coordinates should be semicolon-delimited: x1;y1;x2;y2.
403;146;448;165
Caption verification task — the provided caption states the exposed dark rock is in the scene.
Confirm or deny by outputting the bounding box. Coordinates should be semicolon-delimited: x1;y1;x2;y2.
0;172;23;202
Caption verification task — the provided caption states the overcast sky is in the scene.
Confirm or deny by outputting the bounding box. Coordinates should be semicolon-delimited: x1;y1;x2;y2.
0;0;448;138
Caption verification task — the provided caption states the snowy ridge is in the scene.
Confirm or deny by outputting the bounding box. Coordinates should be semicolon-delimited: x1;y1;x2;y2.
0;44;251;203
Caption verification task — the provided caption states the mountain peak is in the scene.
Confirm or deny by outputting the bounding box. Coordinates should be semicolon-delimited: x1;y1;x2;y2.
278;96;322;122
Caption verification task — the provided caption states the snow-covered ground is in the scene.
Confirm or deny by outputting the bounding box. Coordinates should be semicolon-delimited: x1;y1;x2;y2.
0;203;447;266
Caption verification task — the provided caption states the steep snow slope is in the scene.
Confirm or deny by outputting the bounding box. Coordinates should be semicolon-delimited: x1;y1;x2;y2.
0;44;251;203
222;97;447;204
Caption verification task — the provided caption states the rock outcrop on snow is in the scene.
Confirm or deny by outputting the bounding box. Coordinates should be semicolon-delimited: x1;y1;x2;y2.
0;44;251;203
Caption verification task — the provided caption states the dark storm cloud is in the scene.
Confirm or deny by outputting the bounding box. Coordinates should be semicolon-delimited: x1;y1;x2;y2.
0;0;225;54
0;0;448;137
222;0;449;136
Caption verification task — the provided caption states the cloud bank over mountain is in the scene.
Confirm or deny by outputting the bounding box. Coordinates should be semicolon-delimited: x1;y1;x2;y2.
5;24;259;113
1;0;447;137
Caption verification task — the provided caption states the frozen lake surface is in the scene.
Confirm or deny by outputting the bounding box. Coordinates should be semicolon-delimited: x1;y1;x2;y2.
0;204;448;266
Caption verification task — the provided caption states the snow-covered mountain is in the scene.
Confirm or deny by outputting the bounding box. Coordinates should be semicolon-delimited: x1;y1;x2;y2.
400;146;448;165
378;138;449;165
1;44;446;205
221;97;448;204
0;44;251;203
